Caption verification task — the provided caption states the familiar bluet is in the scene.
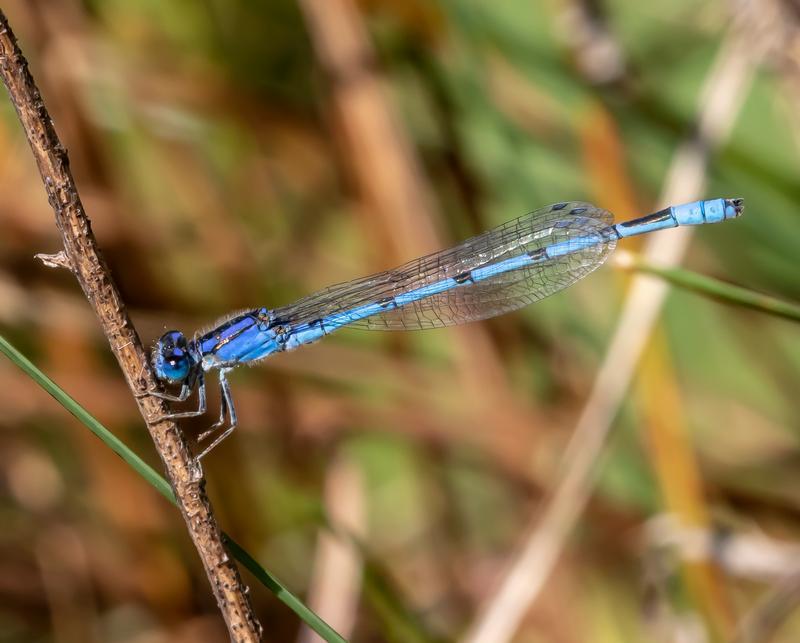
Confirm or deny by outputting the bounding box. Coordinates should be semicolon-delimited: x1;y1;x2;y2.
149;198;743;459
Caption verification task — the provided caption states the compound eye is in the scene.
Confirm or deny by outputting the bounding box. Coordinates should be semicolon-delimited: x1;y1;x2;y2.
154;331;192;383
162;330;187;350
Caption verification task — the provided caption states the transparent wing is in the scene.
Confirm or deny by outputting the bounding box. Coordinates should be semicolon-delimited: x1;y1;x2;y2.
272;202;616;331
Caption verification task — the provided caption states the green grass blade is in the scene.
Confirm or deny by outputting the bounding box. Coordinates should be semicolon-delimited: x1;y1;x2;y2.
223;536;345;642
615;251;800;323
0;333;346;643
362;561;442;643
0;334;176;501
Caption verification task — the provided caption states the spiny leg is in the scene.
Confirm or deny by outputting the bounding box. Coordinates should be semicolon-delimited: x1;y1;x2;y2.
195;370;238;461
152;374;208;422
137;381;193;403
197;381;229;442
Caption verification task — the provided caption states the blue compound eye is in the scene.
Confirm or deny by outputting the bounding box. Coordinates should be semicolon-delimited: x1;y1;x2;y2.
153;330;193;383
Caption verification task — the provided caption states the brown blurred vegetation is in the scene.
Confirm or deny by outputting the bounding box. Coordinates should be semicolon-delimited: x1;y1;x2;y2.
1;0;800;641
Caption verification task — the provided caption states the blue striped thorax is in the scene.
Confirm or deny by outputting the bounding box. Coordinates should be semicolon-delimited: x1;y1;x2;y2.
196;307;284;368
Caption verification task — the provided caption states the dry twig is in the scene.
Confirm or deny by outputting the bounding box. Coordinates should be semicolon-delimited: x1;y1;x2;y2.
0;10;262;642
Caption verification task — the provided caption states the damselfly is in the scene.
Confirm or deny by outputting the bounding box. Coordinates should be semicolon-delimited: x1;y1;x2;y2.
149;198;743;459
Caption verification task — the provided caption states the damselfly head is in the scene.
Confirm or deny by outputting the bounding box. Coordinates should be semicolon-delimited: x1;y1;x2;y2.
153;330;195;383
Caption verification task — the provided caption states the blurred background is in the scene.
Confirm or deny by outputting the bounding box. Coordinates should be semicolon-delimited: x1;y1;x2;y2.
1;0;799;641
